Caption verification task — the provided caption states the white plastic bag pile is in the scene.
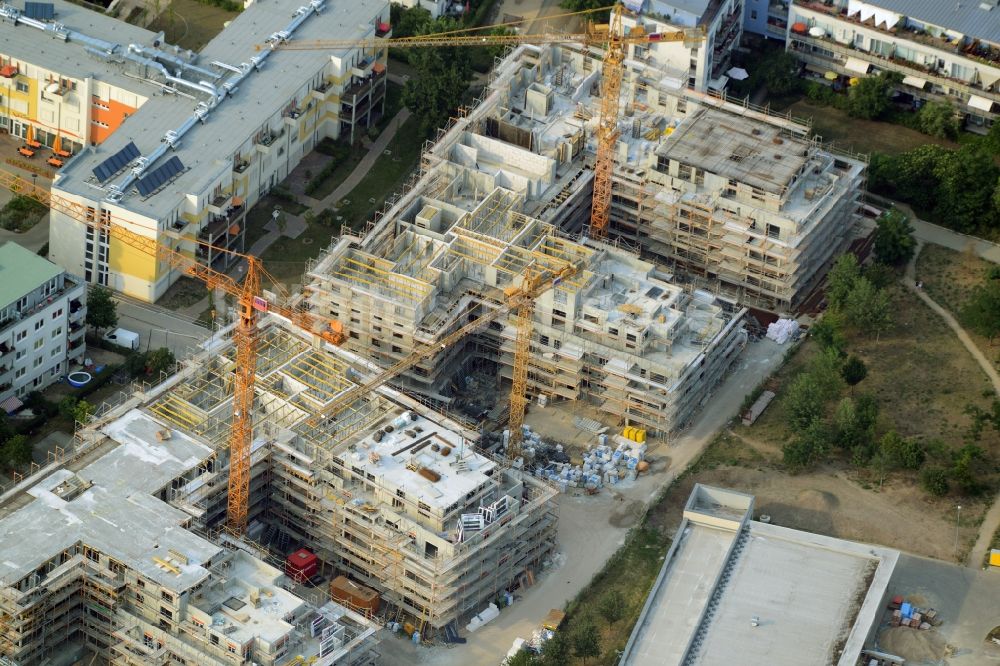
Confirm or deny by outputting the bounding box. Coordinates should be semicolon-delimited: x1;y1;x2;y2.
766;318;799;344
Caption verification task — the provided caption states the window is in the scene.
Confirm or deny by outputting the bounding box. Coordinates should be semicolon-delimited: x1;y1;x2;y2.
34;319;43;331
159;607;173;620
51;346;61;357
15;81;28;93
15;350;25;360
161;590;174;603
750;9;757;19
14;368;24;379
33;339;43;350
51;308;63;319
15;330;25;342
51;327;62;338
33;357;42;368
766;223;780;240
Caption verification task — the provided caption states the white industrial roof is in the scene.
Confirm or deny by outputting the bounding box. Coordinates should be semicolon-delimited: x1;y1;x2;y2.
623;484;898;666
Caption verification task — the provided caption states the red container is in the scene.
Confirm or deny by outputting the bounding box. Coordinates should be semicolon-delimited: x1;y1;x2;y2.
285;548;318;583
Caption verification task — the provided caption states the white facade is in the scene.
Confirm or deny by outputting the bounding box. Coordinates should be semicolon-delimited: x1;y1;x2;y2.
393;0;450;18
624;0;745;91
787;0;1000;130
0;243;87;403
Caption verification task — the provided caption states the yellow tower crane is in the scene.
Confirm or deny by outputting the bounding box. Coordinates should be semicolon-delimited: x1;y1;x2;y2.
0;170;346;533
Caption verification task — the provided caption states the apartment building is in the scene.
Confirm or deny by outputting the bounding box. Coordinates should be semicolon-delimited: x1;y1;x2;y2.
393;0;451;18
300;44;749;436
0;242;86;403
0;407;379;666
48;0;390;302
787;0;1000;131
743;0;788;40
0;0;155;155
622;0;746;91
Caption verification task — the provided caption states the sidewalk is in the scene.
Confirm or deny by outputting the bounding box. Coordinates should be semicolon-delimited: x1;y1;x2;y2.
869;195;1000;265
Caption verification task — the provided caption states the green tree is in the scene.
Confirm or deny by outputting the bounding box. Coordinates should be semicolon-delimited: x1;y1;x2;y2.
72;400;93;425
887;144;949;211
402;17;472;137
146;347;176;376
597;590;626;626
951;444;985;494
846;73;896;120
58;396;79;420
391;5;431;38
920;466;950;496
962;280;1000;343
125;351;149;378
840;355;867;394
933;144;1000;233
0;435;32;468
834;397;874;453
844;277;892;339
758;51;800;95
782;417;832;470
877;430;925;472
571;621;601;664
559;0;609;18
917;101;959;140
826;253;861;310
810;312;846;353
540;631;570;666
505;649;536;666
783;373;827;433
86;286;118;333
872;209;916;267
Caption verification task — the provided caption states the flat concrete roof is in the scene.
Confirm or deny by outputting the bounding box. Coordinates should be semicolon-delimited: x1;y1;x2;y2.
0;0;158;92
622;484;898;666
659;106;811;196
627;522;735;665
696;523;881;665
0;409;221;591
56;0;387;219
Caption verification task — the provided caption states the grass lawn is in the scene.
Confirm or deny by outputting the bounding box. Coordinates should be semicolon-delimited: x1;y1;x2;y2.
307;142;366;200
147;0;238;51
750;283;996;451
783;100;958;155
917;244;1000;372
257;220;339;289
332;114;426;230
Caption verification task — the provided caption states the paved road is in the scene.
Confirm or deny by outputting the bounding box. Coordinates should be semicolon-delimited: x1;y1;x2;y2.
870;196;1000;265
112;293;210;358
904;243;1000;568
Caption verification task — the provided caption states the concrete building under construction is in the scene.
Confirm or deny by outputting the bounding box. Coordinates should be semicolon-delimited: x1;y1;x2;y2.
300;41;864;437
0;311;558;662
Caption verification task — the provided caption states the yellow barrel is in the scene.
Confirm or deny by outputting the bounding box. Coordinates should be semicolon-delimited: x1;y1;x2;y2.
623;427;634;441
636;429;646;444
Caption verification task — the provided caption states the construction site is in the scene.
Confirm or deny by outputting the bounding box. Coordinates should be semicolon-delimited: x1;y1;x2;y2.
0;3;872;665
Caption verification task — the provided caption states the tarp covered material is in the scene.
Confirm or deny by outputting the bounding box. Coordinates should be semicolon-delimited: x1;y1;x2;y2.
845;57;871;74
766;319;800;345
968;95;995;112
901;75;927;89
708;75;729;90
727;67;749;80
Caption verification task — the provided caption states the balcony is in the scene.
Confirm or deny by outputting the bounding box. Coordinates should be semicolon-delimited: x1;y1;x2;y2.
233;157;250;173
207;190;232;215
342;67;386;103
790;33;1000;108
375;21;390;38
793;0;1000;69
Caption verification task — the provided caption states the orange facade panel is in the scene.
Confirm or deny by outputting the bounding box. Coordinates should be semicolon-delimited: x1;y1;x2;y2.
90;96;136;145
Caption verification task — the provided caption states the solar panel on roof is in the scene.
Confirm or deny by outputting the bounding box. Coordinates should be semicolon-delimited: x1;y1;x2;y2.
92;141;140;183
23;2;54;20
135;156;184;197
